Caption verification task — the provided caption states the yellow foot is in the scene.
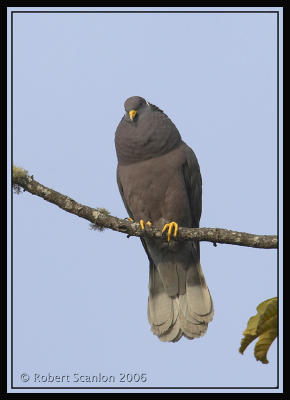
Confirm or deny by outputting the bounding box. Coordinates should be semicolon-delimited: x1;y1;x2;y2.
127;218;151;230
162;222;178;242
139;219;152;230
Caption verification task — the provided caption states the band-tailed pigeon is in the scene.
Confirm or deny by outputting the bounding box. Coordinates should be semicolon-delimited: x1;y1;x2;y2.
115;96;214;342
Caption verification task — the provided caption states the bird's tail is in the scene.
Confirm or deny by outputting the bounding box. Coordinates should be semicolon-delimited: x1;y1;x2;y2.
147;260;214;342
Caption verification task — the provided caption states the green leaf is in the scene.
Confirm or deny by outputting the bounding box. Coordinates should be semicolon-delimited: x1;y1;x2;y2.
254;329;277;364
239;297;277;364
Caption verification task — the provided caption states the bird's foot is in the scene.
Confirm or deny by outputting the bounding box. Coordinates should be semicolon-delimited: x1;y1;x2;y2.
139;219;152;230
162;222;178;242
126;218;151;230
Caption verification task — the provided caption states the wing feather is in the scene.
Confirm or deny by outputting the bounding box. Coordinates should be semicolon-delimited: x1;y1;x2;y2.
182;144;202;228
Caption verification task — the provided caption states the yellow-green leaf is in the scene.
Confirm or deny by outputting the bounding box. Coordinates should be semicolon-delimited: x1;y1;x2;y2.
257;298;277;335
239;297;277;364
254;329;277;364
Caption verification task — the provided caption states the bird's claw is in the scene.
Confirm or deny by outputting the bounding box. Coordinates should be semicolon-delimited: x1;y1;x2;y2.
139;219;152;230
127;218;151;230
162;222;178;242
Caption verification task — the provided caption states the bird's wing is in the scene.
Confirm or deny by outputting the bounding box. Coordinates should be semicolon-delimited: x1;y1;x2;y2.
117;166;153;263
182;143;202;228
116;166;134;219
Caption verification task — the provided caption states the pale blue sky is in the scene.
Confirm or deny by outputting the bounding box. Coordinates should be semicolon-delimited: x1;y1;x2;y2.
9;7;282;394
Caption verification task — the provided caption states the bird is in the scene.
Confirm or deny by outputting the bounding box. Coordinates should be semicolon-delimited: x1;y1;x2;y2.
115;96;214;342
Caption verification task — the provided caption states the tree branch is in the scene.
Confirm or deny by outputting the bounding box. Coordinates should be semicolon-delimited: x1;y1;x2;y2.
12;166;278;249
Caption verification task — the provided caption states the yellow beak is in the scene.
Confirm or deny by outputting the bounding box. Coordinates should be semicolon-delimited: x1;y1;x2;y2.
129;109;137;120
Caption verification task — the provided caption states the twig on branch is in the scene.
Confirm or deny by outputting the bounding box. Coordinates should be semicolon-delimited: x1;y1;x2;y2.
12;166;278;249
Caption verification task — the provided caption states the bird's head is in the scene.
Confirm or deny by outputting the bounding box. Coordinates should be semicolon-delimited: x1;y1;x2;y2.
115;95;181;164
124;96;150;122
